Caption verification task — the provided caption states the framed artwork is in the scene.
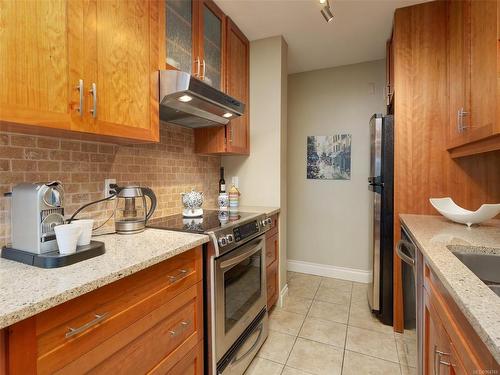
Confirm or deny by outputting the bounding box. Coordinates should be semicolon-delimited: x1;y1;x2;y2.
307;134;352;180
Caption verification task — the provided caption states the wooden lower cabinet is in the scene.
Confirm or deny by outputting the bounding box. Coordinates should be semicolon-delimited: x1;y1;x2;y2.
265;214;279;309
423;262;500;374
5;247;204;375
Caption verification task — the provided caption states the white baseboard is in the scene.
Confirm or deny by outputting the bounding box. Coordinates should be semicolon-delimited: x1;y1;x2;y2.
278;283;288;308
287;259;372;283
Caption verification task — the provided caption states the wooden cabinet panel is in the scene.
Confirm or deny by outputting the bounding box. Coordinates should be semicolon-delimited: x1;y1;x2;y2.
152;340;204;375
53;283;202;375
0;0;160;143
225;18;250;154
84;0;160;141
447;0;471;146
199;0;225;90
193;15;250;155
0;0;83;131
424;291;452;375
265;233;278;266
265;214;279;308
423;262;500;374
7;248;204;375
266;260;278;308
446;0;500;156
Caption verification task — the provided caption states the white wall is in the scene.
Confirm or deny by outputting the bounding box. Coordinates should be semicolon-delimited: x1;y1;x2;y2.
222;36;288;291
287;60;385;280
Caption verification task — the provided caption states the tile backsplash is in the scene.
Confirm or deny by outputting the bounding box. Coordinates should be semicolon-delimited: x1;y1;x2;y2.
0;123;220;247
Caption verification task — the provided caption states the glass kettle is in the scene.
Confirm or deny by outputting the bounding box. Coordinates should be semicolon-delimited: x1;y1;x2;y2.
114;186;157;234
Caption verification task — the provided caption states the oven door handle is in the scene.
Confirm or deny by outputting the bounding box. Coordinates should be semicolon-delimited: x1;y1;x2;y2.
229;320;265;366
219;239;264;270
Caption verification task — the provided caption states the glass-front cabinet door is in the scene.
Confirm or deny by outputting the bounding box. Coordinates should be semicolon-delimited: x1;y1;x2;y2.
199;0;224;90
165;0;195;74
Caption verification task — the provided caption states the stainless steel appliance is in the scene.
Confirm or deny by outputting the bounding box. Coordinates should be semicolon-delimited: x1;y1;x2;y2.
10;181;65;254
148;210;273;375
114;186;157;234
368;114;394;324
397;225;422;375
159;70;245;128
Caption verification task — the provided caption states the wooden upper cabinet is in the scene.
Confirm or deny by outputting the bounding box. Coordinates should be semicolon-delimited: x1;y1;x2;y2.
193;17;250;155
164;0;224;90
446;0;500;157
0;0;83;131
0;0;160;142
199;0;225;91
225;18;250;154
82;0;160;141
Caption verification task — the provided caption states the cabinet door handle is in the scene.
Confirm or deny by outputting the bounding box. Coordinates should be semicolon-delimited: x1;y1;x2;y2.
89;82;97;118
169;320;190;337
457;107;469;133
434;346;451;375
229;126;233;144
194;58;200;78
66;312;108;338
200;59;206;80
76;79;84;116
167;268;188;283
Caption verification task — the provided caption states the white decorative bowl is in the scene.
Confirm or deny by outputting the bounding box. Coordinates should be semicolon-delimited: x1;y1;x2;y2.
429;197;500;227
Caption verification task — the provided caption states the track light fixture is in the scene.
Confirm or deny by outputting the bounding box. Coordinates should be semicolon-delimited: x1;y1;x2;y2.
319;0;334;23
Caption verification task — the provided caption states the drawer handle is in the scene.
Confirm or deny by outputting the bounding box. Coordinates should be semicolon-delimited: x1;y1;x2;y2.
169;320;190;337
167;269;188;283
433;346;450;375
66;312;108;339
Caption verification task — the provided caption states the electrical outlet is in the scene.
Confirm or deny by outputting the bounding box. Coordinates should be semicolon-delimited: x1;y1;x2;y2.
104;178;116;198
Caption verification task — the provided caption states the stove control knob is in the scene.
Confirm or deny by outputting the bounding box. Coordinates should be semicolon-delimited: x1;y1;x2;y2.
218;237;228;247
226;234;234;243
266;218;273;225
260;219;267;227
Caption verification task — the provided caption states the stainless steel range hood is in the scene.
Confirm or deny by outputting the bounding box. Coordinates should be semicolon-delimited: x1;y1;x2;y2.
159;70;244;128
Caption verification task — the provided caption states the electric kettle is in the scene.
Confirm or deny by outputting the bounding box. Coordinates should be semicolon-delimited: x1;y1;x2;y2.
114;186;157;234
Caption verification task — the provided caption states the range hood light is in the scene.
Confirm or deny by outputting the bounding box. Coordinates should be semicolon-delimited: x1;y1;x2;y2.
178;95;193;102
222;112;233;118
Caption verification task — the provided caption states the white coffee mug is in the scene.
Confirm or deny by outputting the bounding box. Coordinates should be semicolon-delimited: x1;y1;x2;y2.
54;224;82;254
72;219;94;246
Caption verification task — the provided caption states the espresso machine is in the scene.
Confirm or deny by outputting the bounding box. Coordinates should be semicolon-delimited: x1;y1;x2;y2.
10;181;65;254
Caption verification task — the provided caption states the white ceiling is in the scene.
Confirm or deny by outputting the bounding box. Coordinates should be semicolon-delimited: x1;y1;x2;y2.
215;0;427;74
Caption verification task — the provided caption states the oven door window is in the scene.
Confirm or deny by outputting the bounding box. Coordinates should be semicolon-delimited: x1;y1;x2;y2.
224;252;262;333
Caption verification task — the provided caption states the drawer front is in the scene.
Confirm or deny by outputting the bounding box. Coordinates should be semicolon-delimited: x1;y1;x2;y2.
266;214;279;238
150;340;204;375
267;260;278;308
265;233;278;266
423;262;499;373
50;282;203;375
37;247;202;374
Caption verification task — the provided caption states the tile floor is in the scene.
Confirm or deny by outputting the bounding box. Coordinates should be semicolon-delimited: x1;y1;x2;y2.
245;271;417;375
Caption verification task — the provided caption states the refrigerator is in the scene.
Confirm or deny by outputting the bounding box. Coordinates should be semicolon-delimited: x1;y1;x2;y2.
367;113;394;325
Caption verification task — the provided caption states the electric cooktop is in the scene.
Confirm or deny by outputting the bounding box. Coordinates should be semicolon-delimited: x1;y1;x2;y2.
147;209;259;234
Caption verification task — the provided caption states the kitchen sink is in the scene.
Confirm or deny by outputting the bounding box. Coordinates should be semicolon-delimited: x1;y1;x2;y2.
447;245;500;297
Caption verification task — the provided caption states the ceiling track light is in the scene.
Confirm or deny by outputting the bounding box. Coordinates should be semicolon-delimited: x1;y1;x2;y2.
319;0;334;23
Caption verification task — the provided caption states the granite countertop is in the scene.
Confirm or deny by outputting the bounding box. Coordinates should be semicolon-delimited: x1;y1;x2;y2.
400;214;500;363
0;229;209;330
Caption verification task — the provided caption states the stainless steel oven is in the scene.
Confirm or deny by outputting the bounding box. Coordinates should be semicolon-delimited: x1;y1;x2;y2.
214;235;267;362
148;210;272;375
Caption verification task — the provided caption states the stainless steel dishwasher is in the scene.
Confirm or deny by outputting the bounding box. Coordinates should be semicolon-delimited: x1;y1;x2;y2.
397;225;423;375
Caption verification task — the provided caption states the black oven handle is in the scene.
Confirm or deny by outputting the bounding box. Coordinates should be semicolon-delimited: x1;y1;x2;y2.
219;238;264;270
